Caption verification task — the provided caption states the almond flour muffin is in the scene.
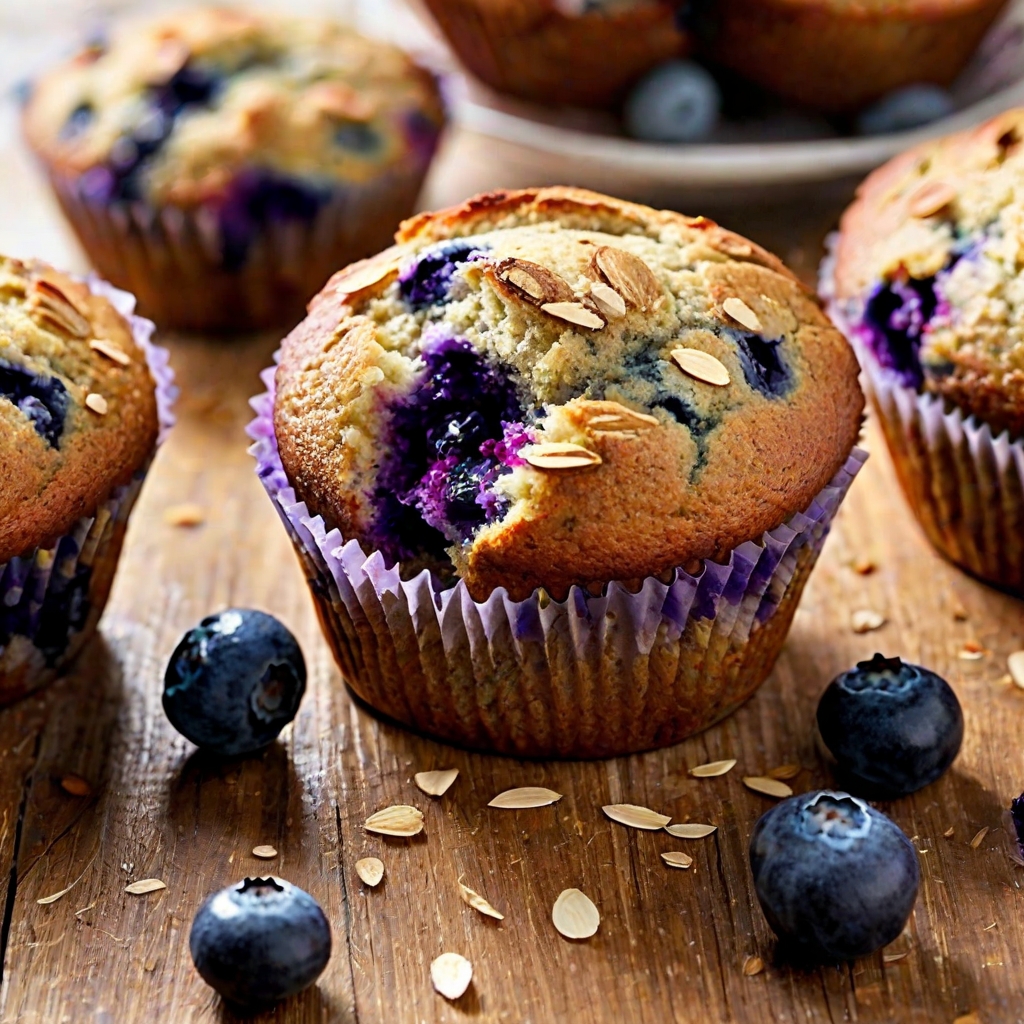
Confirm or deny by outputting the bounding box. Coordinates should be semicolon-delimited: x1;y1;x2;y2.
22;8;446;331
253;187;865;757
692;0;1009;113
827;109;1024;593
0;255;174;702
420;0;689;108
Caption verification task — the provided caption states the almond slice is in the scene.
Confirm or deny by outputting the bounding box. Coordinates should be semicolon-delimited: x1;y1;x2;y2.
125;878;166;895
85;393;108;416
488;786;562;809
252;845;277;859
722;297;763;333
851;609;886;633
664;823;717;839
459;882;504;920
661;851;693;869
552;888;600;939
333;259;398;296
355;857;384;887
431;952;473;1001
524;443;602;471
540;301;605;331
689;759;737;778
60;774;92;797
743;776;793;799
593;247;662;310
908;181;956;218
766;764;802;781
1009;651;1024;689
89;339;131;366
743;955;765;976
414;768;459;797
589;281;627;319
602;804;672;830
364;805;424;837
671;348;731;387
969;826;990;849
584;403;659;432
496;258;574;305
28;279;91;338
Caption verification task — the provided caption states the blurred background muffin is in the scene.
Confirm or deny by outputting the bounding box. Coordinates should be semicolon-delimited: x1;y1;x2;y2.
22;7;447;332
0;255;174;702
826;108;1024;594
253;186;865;756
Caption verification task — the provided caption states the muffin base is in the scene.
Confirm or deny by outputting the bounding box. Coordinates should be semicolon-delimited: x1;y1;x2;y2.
0;279;175;704
251;367;865;758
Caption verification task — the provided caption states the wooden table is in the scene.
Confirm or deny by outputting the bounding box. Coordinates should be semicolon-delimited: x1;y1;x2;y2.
2;16;1024;1024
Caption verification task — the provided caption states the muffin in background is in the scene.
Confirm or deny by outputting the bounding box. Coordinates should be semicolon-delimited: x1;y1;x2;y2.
825;108;1024;594
419;0;689;108
22;8;446;332
0;256;174;703
692;0;1009;113
251;186;865;758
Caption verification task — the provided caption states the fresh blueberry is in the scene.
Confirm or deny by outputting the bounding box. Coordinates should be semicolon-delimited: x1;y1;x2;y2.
857;85;954;136
817;653;963;798
163;609;306;757
624;60;721;143
0;359;69;448
190;876;331;1009
749;790;920;961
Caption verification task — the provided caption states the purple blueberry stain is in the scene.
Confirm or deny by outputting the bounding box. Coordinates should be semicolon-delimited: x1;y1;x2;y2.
729;329;792;398
0;360;69;448
859;274;941;388
399;242;488;312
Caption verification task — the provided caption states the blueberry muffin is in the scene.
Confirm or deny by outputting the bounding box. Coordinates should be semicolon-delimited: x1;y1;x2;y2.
827;109;1024;592
691;0;1009;113
254;188;865;757
420;0;689;108
22;8;446;331
0;255;173;701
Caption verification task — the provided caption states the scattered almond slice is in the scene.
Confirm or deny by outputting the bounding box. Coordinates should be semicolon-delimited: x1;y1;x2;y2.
690;759;737;778
488;787;562;809
742;955;765;976
459;882;504;920
414;768;459;797
883;951;909;964
163;503;206;528
744;776;793;799
38;883;78;905
89;338;131;366
661;851;693;870
355;857;384;887
766;764;801;781
85;393;108;416
959;641;986;661
722;296;763;333
60;774;91;797
589;281;626;319
430;952;473;1001
497;258;574;305
908;181;956;218
552;888;600;939
524;443;602;471
671;347;731;387
333;259;398;295
970;826;990;849
540;301;605;330
851;609;886;633
584;403;659;433
364;805;424;837
664;823;717;839
1009;651;1024;689
943;826;955;838
252;845;277;859
592;247;662;310
602;804;672;830
125;879;166;895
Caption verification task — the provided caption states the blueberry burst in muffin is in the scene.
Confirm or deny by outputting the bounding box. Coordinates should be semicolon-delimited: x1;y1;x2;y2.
831;111;1024;440
275;188;863;601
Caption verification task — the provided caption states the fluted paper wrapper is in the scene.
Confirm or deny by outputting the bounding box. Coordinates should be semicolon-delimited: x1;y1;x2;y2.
0;279;176;703
250;367;864;757
821;237;1024;595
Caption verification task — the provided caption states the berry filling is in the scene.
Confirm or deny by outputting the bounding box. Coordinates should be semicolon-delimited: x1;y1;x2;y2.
0;360;69;448
730;330;792;398
859;274;941;388
399;242;488;312
798;792;872;852
372;330;532;565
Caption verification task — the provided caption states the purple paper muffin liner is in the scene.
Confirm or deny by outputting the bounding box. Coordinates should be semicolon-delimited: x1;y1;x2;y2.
821;236;1024;595
249;365;865;757
0;277;176;703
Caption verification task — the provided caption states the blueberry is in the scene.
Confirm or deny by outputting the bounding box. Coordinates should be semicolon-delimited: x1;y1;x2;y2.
0;359;69;448
817;653;963;798
190;876;331;1009
163;609;306;757
624;60;721;143
749;790;920;961
1010;793;1024;862
857;85;954;136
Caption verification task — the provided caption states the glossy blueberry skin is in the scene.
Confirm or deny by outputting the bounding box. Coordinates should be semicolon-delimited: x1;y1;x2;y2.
163;609;306;757
750;790;920;961
817;654;963;798
857;84;954;136
624;60;721;143
190;877;331;1009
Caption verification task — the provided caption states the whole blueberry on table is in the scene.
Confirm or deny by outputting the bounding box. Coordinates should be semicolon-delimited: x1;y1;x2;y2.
856;84;954;136
163;609;306;757
190;877;331;1009
750;790;920;961
817;653;963;798
623;60;721;143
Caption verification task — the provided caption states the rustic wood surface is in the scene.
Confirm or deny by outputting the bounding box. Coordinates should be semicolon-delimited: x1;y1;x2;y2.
2;7;1024;1022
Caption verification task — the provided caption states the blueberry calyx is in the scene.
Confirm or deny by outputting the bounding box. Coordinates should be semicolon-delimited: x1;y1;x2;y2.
856;652;904;675
799;792;872;852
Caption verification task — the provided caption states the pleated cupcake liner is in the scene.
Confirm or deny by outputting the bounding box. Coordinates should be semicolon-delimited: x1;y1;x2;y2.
45;156;436;332
249;364;864;757
821;236;1024;596
0;277;177;703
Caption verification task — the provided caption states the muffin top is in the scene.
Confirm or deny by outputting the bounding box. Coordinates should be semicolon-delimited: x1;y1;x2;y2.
22;7;445;207
0;256;159;562
832;108;1024;440
275;187;863;600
